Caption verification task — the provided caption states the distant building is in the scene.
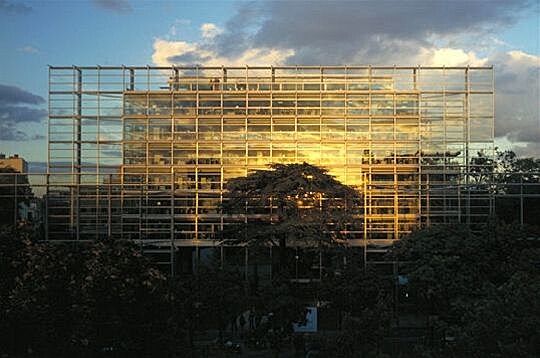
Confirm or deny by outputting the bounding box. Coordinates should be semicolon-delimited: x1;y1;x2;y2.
0;153;28;173
0;153;35;227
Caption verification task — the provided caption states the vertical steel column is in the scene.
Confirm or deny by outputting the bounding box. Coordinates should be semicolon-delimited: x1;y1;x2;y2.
465;67;471;225
173;66;179;90
363;174;368;267
129;68;135;91
520;175;524;227
108;173;112;238
46;67;52;241
170;169;175;276
490;67;496;217
416;67;423;228
170;69;176;275
13;173;18;227
442;67;448;223
220;245;224;270
75;67;82;240
96;66;101;239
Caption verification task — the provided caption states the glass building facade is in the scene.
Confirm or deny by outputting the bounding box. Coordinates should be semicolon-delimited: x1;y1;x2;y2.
47;66;494;254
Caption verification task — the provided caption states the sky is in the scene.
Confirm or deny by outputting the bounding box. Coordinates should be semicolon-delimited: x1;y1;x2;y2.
0;0;539;169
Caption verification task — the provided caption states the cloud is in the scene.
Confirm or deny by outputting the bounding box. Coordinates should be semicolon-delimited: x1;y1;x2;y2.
208;0;532;64
0;105;47;123
201;23;223;39
17;45;38;54
492;51;539;149
0;84;44;105
166;18;191;38
92;0;131;13
169;51;212;65
420;48;488;66
152;40;202;66
151;0;538;156
0;0;31;13
0;83;47;141
511;142;540;158
153;0;534;66
253;0;530;45
152;38;293;67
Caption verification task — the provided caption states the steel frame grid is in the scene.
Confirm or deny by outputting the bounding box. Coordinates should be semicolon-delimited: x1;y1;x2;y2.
44;65;495;264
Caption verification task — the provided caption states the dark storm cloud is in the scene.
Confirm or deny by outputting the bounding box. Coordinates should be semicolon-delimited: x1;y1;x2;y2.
212;0;538;154
253;0;529;46
0;128;31;140
0;83;47;140
0;0;32;13
0;84;44;105
0;105;47;123
213;0;532;63
492;52;540;147
92;0;132;13
513;142;540;158
168;51;212;65
213;1;264;56
0;106;47;140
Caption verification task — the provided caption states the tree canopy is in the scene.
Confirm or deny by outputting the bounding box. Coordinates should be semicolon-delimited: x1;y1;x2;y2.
221;162;359;248
389;223;540;356
0;229;173;357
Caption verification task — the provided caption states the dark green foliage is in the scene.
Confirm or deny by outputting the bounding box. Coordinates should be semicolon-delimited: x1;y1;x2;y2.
319;265;392;357
389;223;540;357
248;273;306;356
496;150;540;184
0;229;172;357
454;270;540;357
222;162;359;247
222;163;360;279
170;266;247;346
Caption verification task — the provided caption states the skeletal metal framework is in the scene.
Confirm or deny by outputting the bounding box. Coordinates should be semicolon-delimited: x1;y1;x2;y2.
2;65;540;275
45;66;495;238
41;66;497;264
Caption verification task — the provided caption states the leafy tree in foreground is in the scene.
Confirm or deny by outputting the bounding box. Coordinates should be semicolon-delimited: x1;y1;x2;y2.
222;162;359;271
1;232;172;357
319;264;392;357
454;269;540;357
0;226;34;353
389;223;540;357
171;266;247;346
250;273;306;358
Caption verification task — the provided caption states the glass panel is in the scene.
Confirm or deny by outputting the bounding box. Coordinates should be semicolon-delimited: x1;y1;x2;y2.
124;118;146;141
148;118;172;140
173;94;196;115
173;144;196;165
148;95;171;115
149;144;171;165
174;118;196;140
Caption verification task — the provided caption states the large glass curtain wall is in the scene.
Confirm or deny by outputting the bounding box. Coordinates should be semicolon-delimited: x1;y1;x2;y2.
48;66;494;248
